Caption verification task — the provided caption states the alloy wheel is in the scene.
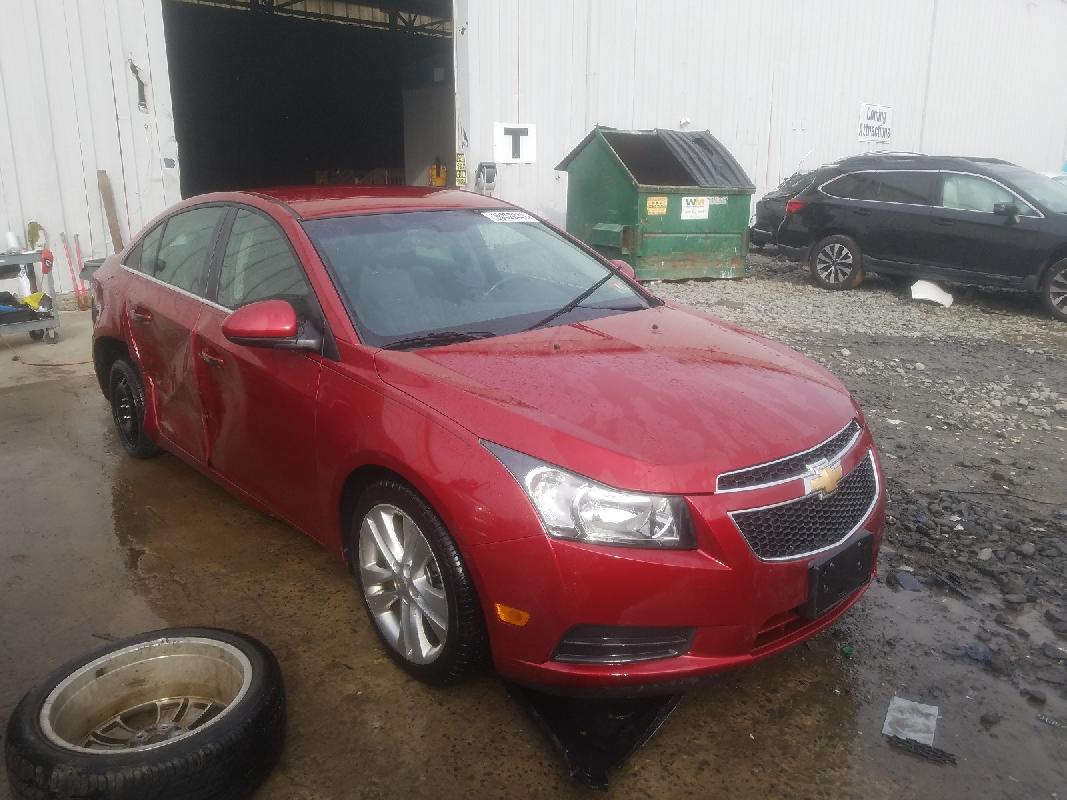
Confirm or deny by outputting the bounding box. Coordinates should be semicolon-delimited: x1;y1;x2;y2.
357;504;449;664
1049;269;1067;314
816;243;855;284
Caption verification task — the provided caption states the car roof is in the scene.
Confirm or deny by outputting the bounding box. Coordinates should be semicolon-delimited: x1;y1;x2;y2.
830;153;1018;173
189;185;515;221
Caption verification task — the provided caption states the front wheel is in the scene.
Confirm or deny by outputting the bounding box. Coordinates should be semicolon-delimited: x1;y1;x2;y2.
811;235;864;290
349;480;488;686
1041;258;1067;322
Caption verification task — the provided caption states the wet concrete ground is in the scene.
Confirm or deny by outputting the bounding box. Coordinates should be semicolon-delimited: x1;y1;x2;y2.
2;313;1066;799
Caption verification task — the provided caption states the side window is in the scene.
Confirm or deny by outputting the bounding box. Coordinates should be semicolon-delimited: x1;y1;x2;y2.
155;207;224;294
940;174;1035;214
871;171;936;205
132;223;165;275
218;210;312;310
823;173;878;201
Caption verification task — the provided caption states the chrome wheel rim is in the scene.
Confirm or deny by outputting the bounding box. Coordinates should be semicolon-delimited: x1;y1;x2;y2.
1050;269;1067;313
816;243;855;284
40;637;252;753
358;504;448;664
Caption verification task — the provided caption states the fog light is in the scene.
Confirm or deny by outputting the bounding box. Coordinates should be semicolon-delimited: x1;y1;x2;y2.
495;603;531;627
553;625;694;664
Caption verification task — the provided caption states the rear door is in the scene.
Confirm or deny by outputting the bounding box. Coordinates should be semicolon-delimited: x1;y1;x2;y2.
124;205;225;461
822;171;935;265
193;207;326;537
926;172;1046;282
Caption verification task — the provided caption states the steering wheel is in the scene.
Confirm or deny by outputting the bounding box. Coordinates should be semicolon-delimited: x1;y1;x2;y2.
482;274;526;297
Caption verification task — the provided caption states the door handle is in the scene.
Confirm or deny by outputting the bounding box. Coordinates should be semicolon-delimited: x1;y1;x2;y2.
933;218;955;227
199;350;224;368
851;208;872;216
130;306;153;323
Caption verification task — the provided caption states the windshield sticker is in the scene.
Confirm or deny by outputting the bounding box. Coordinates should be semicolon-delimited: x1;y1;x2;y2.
482;210;537;223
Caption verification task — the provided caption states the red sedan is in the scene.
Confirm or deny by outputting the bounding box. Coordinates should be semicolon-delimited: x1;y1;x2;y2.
91;186;885;694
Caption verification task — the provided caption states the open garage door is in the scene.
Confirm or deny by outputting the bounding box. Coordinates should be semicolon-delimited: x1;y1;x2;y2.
163;0;455;197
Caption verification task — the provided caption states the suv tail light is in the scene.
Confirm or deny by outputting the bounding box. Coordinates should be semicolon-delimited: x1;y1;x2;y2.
785;198;807;215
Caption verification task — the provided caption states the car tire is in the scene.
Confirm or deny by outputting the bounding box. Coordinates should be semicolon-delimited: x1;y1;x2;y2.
810;234;864;290
4;628;285;800
349;479;489;686
109;359;162;459
1041;258;1067;322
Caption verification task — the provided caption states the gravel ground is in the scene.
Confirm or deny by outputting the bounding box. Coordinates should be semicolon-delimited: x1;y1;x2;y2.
655;252;1067;696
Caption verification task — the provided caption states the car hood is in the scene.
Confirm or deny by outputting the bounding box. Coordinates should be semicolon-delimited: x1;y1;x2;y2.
374;304;858;494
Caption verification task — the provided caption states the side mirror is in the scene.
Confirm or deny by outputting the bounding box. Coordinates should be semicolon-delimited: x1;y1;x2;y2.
222;299;322;352
993;202;1020;222
609;258;637;280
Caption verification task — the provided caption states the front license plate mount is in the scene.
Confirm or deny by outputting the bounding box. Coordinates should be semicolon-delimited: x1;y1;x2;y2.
801;531;874;619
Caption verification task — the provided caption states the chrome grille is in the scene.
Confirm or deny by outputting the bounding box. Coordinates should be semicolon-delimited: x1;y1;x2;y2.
729;453;877;561
716;420;861;492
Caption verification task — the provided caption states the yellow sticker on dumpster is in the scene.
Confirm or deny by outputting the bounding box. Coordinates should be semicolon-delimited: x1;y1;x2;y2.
681;197;710;220
646;196;668;216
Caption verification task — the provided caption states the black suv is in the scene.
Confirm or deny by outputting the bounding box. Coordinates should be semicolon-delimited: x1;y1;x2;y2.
776;154;1067;321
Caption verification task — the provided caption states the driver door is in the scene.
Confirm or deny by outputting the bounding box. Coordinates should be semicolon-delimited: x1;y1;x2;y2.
193;207;327;539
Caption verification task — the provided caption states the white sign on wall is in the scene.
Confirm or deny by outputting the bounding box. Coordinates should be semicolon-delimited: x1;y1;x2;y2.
493;122;537;163
858;103;892;143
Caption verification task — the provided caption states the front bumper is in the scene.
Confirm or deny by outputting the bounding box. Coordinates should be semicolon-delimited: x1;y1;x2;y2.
471;434;884;695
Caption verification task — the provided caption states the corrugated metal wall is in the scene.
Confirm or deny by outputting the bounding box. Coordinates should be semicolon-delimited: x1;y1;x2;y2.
0;0;179;293
454;0;1067;226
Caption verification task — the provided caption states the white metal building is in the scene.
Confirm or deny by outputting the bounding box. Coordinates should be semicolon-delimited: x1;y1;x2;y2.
3;0;1067;292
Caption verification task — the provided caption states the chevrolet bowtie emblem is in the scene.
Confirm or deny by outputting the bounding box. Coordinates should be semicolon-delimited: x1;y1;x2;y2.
804;460;843;496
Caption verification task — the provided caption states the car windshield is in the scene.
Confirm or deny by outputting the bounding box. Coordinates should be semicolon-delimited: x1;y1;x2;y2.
992;167;1067;214
303;210;650;348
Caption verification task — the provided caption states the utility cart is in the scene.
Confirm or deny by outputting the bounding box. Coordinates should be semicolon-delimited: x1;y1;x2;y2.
0;251;59;343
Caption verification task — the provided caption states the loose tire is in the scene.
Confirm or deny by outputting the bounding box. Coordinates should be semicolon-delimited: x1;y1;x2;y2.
1041;258;1067;322
811;234;864;290
4;628;285;800
109;359;162;459
350;480;488;686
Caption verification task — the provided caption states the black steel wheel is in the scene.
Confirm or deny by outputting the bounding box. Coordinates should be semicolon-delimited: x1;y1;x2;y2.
4;628;285;800
1041;258;1067;322
349;479;489;686
109;359;162;459
811;234;864;290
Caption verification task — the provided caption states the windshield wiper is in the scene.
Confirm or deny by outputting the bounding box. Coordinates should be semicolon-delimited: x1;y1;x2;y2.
382;330;497;350
525;273;617;331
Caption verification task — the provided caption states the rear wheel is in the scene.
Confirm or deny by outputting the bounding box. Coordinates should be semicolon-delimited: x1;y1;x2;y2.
349;480;488;686
109;359;162;459
1041;258;1067;322
811;235;864;290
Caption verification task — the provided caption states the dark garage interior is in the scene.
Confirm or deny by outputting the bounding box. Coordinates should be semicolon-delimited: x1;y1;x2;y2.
162;0;454;197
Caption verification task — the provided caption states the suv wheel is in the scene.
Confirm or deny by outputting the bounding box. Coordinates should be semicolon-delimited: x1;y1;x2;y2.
1041;258;1067;322
811;235;864;290
349;480;488;686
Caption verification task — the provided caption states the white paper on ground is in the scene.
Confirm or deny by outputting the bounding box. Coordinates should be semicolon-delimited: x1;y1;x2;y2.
882;696;939;745
910;280;954;307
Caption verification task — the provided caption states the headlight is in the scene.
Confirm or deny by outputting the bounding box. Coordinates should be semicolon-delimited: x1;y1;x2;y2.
484;442;694;549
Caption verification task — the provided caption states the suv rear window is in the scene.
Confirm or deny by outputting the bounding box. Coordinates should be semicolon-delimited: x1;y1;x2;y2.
824;171;936;205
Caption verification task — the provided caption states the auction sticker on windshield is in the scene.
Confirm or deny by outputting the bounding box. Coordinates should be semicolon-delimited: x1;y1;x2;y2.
483;211;537;223
681;197;710;220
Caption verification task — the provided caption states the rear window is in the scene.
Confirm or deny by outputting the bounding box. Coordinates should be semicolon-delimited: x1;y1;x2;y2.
824;171;935;204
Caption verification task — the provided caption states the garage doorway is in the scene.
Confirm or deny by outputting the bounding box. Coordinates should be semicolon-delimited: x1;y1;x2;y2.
162;0;455;197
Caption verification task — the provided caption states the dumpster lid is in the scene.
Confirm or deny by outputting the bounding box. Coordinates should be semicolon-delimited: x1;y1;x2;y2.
556;126;754;191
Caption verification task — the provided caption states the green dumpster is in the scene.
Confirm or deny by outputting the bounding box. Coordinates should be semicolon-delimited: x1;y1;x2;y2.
556;126;755;280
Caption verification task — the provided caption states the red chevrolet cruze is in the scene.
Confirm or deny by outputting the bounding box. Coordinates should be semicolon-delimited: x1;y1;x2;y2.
91;186;884;694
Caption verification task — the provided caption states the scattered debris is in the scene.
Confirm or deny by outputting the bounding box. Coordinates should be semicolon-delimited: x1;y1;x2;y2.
1037;713;1065;729
840;644;856;657
882;696;939;745
964;642;993;664
979;711;1003;729
888;571;923;592
886;735;958;765
910;280;954;308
